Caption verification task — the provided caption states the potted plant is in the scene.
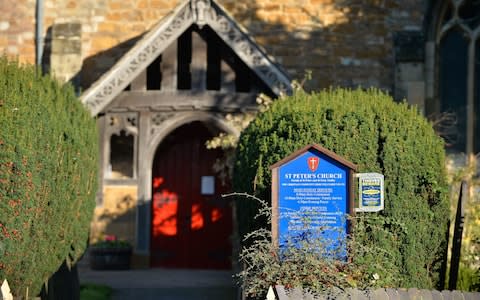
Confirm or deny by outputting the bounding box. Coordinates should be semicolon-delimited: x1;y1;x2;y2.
89;235;132;270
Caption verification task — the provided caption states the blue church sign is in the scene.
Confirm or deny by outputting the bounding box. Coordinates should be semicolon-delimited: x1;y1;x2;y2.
271;144;357;257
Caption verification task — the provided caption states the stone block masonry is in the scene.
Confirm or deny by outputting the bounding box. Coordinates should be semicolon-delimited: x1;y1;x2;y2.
1;0;426;94
49;23;82;82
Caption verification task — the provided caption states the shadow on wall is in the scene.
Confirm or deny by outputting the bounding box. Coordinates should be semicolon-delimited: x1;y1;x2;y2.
80;34;145;90
62;0;408;92
91;193;137;246
41;26;52;75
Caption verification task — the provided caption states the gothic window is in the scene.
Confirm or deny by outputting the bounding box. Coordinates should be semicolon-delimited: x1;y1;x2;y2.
439;28;468;151
436;0;480;155
106;114;138;180
109;130;134;179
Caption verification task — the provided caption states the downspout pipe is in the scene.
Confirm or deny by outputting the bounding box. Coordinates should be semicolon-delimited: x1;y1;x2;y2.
35;0;44;68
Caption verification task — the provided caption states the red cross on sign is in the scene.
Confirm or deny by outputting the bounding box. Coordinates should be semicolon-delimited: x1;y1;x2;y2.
307;156;319;172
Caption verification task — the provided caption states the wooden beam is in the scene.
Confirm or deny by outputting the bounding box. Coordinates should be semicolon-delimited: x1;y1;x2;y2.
113;90;258;111
161;40;178;91
221;59;235;92
130;69;146;91
191;30;207;91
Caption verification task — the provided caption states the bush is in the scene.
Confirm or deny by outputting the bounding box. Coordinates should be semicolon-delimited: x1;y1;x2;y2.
456;264;480;292
233;88;449;290
0;57;98;296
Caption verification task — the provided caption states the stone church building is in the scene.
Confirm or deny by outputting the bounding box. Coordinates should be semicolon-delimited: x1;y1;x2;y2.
2;0;478;268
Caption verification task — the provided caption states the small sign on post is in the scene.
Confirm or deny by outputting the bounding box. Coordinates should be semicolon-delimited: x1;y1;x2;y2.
270;144;357;257
356;173;384;212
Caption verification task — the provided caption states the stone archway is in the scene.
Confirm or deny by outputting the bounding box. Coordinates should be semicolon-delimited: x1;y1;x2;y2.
135;112;238;268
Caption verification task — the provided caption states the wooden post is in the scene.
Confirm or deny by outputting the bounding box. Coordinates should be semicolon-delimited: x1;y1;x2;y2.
449;181;467;290
130;69;147;91
161;40;178;91
271;167;279;248
191;30;207;91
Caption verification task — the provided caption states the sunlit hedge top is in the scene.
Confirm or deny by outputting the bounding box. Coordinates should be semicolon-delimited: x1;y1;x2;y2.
0;57;98;296
234;88;449;289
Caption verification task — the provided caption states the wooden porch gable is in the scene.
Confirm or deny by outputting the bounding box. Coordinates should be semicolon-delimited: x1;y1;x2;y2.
80;0;292;116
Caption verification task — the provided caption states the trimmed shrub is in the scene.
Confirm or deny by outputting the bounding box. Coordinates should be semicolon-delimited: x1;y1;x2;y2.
234;88;449;289
0;57;98;296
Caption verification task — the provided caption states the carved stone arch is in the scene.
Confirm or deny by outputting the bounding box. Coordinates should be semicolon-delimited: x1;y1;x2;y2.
136;111;237;254
425;0;449;42
146;111;238;167
437;22;472;45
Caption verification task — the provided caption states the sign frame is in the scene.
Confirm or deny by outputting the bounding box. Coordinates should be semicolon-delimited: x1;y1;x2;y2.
356;172;384;212
270;144;357;249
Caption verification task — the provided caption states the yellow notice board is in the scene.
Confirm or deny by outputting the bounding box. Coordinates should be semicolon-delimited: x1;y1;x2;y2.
356;173;384;212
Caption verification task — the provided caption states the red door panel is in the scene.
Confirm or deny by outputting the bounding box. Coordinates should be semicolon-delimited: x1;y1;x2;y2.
151;122;232;269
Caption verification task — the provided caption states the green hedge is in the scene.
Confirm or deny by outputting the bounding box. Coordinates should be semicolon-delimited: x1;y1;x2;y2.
0;57;98;296
233;88;449;289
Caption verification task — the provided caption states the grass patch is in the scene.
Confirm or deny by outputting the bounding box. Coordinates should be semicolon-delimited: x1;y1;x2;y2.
80;283;112;300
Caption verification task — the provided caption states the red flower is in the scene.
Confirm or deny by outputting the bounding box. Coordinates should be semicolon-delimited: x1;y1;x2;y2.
104;235;117;242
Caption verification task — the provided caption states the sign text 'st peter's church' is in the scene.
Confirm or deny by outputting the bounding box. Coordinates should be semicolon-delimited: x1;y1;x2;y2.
271;144;357;256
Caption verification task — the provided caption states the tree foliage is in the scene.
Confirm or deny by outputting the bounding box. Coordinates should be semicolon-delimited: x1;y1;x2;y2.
233;88;449;290
0;57;98;296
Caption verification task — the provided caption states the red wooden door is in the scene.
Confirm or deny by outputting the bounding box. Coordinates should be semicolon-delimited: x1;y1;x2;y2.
151;122;232;269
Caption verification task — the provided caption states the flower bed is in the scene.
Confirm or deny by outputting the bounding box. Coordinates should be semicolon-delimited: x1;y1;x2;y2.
89;235;132;270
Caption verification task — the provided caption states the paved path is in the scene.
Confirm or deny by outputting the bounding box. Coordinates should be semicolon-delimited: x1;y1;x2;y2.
78;267;239;300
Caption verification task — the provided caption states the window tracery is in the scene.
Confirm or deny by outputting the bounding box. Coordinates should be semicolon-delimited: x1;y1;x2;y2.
435;0;480;156
105;113;138;180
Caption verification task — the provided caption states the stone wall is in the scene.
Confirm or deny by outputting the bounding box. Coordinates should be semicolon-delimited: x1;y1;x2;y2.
1;0;426;93
90;185;137;246
49;23;82;82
